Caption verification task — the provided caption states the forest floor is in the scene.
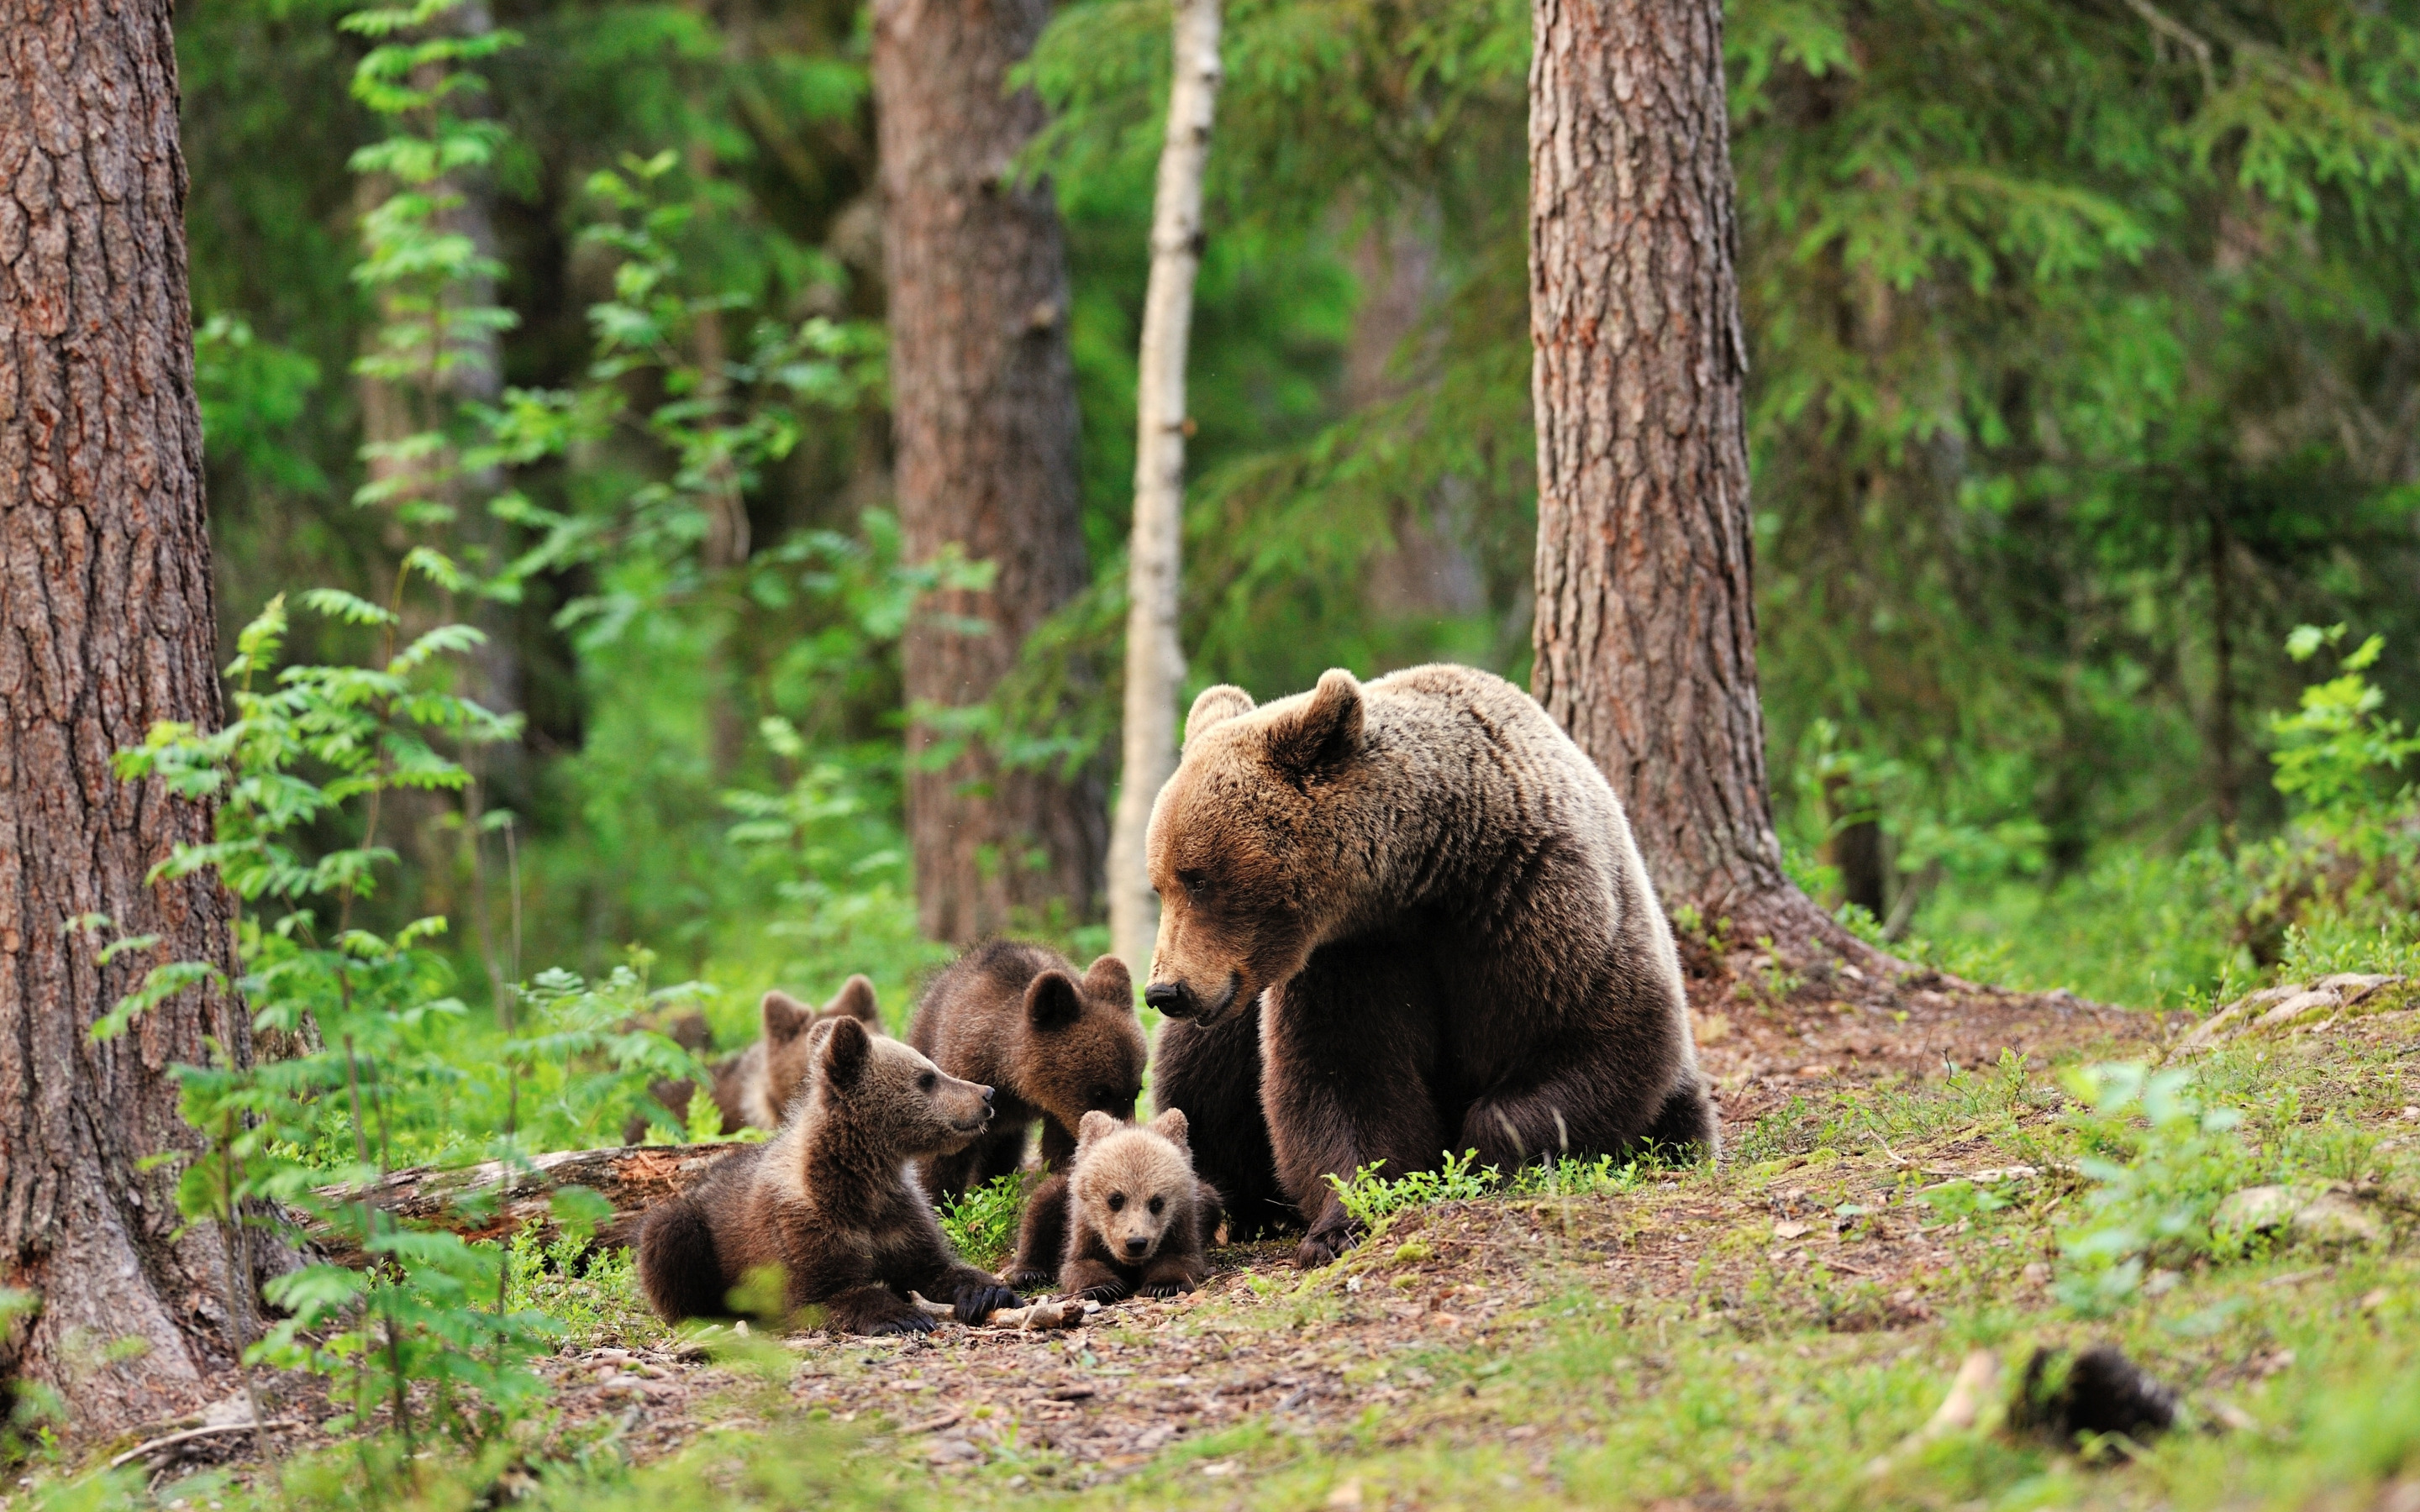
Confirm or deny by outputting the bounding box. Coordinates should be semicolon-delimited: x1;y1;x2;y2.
76;971;2420;1512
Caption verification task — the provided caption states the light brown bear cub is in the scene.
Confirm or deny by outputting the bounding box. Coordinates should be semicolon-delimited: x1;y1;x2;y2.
1060;1110;1221;1303
908;942;1147;1289
634;1016;1020;1333
625;977;880;1143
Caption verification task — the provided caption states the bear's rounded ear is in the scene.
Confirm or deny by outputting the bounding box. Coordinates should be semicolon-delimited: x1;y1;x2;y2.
1183;685;1256;748
1024;970;1083;1032
1081;954;1133;1011
823;974;881;1025
1265;668;1364;783
761;990;812;1044
818;1015;871;1089
1148;1106;1191;1152
1076;1110;1122;1150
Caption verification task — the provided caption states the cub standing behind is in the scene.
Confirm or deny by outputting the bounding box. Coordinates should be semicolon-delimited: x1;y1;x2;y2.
624;976;881;1143
1060;1110;1219;1302
634;1016;1020;1333
908;942;1147;1288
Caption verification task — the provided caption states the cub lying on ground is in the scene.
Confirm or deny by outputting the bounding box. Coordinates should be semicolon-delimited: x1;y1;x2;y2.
1060;1109;1220;1303
624;977;881;1143
634;1016;1019;1333
907;942;1147;1289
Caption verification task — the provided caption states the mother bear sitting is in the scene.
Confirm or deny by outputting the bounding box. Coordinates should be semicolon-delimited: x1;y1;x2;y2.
1144;663;1717;1268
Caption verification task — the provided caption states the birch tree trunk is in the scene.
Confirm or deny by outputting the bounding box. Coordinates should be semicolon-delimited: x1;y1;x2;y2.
1;0;266;1432
1107;0;1223;977
1527;0;1856;964
874;0;1104;945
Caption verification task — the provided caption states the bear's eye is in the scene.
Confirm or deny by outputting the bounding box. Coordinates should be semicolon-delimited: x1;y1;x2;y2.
1147;1195;1165;1216
1107;1192;1126;1212
917;1071;937;1092
1176;869;1209;899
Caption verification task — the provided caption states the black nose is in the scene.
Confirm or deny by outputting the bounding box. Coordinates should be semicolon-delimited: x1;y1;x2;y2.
1144;983;1184;1012
1123;1236;1150;1257
980;1085;995;1104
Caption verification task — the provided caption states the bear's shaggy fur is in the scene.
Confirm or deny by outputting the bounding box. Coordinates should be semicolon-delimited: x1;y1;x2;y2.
1150;1003;1294;1239
625;978;881;1144
1143;664;1715;1268
634;1016;1019;1333
907;942;1147;1288
1060;1110;1220;1303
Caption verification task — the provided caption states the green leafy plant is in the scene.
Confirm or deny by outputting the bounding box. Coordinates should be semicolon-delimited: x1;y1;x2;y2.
938;1173;1032;1273
2052;1063;2252;1317
2270;627;2420;825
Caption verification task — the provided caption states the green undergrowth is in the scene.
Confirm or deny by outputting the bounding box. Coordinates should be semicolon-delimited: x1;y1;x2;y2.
30;972;2417;1512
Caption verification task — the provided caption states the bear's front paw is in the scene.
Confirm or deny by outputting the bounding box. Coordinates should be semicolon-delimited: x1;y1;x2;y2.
955;1282;1021;1324
1138;1280;1191;1299
1001;1265;1055;1291
1076;1279;1130;1305
1295;1222;1363;1269
865;1310;938;1336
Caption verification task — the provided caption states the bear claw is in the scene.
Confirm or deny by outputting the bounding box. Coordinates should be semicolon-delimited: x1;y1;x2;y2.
1296;1225;1361;1269
1002;1267;1055;1291
955;1283;1022;1323
1077;1281;1130;1304
869;1312;938;1336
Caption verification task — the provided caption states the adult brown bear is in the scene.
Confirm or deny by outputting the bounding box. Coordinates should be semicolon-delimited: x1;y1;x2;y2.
1144;664;1715;1267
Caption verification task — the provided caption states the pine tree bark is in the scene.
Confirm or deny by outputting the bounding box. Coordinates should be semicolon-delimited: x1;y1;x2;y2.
1;0;261;1431
873;0;1102;943
1107;0;1221;976
1527;0;1846;960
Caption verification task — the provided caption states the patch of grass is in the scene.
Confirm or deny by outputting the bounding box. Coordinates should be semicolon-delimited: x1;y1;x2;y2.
939;1171;1031;1271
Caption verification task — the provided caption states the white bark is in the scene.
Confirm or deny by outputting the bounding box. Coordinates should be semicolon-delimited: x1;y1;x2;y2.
1108;0;1223;976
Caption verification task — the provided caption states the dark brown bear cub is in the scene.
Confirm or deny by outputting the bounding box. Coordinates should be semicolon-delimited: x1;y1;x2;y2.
908;942;1147;1289
624;977;880;1143
1060;1110;1220;1303
634;1016;1019;1333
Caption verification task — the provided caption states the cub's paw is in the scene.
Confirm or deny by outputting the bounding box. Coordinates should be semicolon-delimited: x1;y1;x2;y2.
1076;1280;1131;1305
1295;1223;1363;1269
1001;1265;1055;1292
865;1311;938;1336
955;1282;1022;1324
1139;1280;1192;1299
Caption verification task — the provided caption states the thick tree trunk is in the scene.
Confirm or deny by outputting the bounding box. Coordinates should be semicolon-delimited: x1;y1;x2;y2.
1527;0;1844;960
0;0;261;1431
873;0;1102;945
1107;0;1221;976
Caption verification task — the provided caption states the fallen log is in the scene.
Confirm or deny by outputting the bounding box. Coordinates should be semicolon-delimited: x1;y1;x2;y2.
301;1142;736;1266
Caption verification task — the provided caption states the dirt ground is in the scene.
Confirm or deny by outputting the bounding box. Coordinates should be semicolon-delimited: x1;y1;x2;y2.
95;974;2191;1495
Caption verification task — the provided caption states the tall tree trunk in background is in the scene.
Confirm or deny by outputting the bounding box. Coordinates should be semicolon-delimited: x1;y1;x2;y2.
1;0;264;1431
1528;0;1849;962
874;0;1102;944
1107;0;1222;976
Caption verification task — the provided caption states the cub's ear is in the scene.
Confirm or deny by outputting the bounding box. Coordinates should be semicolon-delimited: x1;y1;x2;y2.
761;990;812;1044
1147;1106;1191;1152
1265;669;1364;782
1081;954;1134;1010
823;974;881;1025
1025;970;1083;1032
1076;1110;1122;1149
818;1016;871;1089
1184;685;1256;748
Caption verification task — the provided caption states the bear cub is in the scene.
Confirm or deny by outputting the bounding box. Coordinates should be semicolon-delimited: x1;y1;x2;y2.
1060;1109;1220;1303
625;976;880;1143
634;1016;1019;1334
907;942;1147;1289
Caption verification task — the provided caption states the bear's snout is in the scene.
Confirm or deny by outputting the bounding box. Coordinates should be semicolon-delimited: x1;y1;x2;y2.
1146;972;1240;1025
1122;1234;1150;1258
